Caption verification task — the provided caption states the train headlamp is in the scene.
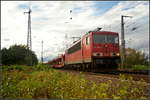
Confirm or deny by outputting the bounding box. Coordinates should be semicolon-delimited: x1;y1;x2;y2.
116;53;120;56
111;53;120;56
93;53;103;56
92;53;95;56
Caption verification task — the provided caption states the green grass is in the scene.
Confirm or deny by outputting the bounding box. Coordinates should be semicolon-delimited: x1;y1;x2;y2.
0;65;149;99
121;64;149;70
131;65;149;70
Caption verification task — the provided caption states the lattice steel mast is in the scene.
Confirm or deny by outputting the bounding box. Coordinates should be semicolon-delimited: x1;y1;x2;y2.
24;8;32;50
24;8;32;66
41;40;43;64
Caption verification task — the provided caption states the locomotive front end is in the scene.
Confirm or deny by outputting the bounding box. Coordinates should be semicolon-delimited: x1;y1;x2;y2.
92;31;120;67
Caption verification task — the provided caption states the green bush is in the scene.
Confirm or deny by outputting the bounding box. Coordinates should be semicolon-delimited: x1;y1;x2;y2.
1;44;38;66
123;48;148;69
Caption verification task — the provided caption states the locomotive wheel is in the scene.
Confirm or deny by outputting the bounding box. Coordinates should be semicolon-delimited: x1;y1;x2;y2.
81;64;83;71
77;64;79;71
91;62;96;72
88;63;92;72
84;64;87;72
82;64;86;72
86;63;90;72
78;64;81;71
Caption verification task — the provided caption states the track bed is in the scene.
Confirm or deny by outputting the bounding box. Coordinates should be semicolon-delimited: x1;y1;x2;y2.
58;68;149;83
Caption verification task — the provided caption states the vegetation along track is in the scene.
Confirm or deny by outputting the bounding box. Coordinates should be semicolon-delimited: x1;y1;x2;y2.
95;69;149;75
57;69;150;97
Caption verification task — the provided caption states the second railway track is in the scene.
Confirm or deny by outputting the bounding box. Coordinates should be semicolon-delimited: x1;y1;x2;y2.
57;68;150;83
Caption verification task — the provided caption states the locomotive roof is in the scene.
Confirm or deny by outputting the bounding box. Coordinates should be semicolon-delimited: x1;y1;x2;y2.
66;38;81;50
90;31;118;34
66;31;118;51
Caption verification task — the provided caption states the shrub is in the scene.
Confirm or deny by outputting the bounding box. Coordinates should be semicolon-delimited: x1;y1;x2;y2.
123;48;148;68
1;44;38;66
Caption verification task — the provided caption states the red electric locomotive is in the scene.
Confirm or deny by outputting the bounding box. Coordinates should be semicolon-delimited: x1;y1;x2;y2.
48;28;120;72
64;28;120;71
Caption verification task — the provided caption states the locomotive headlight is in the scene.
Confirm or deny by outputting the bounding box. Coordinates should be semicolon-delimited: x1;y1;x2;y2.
93;53;97;56
93;53;103;56
111;53;114;56
111;53;120;56
116;53;120;56
100;53;103;56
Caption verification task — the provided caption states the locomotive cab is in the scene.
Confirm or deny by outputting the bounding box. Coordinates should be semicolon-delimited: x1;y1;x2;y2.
91;31;120;68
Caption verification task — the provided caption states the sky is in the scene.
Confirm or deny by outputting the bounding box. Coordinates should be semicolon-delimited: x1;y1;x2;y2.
1;1;149;62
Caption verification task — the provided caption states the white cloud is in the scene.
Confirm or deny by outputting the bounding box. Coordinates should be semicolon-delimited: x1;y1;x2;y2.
1;1;149;62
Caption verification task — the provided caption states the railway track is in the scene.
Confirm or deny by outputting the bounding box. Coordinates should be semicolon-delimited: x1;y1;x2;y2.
94;69;149;75
57;68;150;83
87;71;149;83
60;64;149;75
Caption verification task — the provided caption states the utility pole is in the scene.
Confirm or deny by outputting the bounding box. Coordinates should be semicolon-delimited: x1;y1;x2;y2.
24;8;32;65
41;40;43;64
121;15;132;68
0;23;1;67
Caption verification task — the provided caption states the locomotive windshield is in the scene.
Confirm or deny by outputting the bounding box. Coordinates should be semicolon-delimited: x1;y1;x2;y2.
94;34;118;44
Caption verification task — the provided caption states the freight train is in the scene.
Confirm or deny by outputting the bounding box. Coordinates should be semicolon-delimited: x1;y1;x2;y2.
48;28;121;72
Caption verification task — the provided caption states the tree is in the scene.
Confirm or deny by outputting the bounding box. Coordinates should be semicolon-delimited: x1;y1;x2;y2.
124;48;148;67
1;44;38;66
